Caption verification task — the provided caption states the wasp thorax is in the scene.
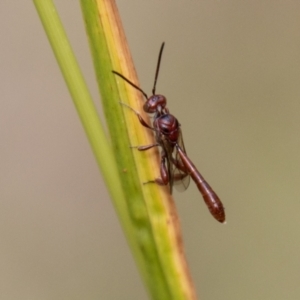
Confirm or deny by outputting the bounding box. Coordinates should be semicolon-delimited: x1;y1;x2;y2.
143;95;167;113
154;114;180;143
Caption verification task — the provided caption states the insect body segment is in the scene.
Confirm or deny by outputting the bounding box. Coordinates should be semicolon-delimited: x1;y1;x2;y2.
113;43;225;223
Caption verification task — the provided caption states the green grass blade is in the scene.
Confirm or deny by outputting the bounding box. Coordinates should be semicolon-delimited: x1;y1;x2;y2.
32;0;133;261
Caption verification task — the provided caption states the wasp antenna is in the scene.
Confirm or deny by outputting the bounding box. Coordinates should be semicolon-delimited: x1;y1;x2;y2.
112;70;148;100
152;42;165;95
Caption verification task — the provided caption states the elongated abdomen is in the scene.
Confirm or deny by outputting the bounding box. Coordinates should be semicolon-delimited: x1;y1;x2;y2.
196;178;225;223
176;145;225;223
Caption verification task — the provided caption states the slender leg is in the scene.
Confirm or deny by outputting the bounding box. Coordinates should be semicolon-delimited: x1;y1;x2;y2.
173;173;189;181
120;102;160;151
132;143;159;151
120;102;154;130
171;156;188;173
144;150;169;186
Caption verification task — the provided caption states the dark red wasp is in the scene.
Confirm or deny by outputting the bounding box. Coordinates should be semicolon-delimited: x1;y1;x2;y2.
113;43;225;223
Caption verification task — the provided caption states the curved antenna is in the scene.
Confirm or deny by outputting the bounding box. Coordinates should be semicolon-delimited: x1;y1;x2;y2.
112;71;148;100
152;42;165;95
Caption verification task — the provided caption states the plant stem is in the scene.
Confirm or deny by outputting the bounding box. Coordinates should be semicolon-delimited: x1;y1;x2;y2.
33;0;197;299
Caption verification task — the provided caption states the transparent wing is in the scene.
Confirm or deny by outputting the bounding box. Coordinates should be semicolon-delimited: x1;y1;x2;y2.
172;128;190;192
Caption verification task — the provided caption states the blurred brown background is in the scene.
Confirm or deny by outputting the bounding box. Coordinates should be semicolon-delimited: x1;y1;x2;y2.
1;1;300;299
